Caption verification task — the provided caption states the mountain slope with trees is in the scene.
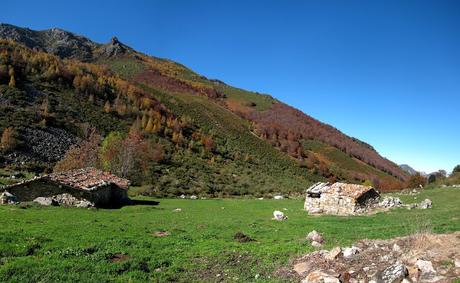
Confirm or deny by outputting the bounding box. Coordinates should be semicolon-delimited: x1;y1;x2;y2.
0;23;408;195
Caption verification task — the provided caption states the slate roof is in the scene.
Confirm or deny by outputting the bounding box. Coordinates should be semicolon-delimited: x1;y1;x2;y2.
3;167;130;191
47;167;130;191
307;182;377;200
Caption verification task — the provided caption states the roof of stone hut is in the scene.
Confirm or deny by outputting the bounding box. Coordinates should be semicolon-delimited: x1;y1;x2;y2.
46;167;130;191
3;167;130;191
307;182;378;200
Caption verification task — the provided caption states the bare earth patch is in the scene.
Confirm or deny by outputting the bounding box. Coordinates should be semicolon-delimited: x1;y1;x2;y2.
278;232;460;282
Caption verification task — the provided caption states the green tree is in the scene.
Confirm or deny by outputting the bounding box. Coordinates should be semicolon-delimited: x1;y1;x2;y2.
452;165;460;174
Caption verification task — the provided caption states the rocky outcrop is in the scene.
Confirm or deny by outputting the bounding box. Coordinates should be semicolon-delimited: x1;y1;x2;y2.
0;23;133;61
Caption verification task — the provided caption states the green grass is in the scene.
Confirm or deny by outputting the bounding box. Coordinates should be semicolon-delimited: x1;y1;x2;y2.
0;187;459;282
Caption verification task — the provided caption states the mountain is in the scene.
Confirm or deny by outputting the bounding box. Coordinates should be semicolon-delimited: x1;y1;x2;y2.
0;23;408;195
399;164;418;176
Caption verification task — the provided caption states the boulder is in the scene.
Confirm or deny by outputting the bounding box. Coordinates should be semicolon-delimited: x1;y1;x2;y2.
419;199;432;209
343;246;360;259
273;210;288;221
380;262;408;283
190;195;198;200
0;191;17;204
306;230;323;243
302;270;340;283
273;195;284;200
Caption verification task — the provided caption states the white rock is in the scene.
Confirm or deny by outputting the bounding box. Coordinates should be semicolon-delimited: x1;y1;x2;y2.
416;259;436;275
419;199;433;209
257;197;264;200
190;195;198;200
273;210;287;221
274;195;284;200
173;208;182;212
393;243;402;253
179;194;186;199
343;246;360;259
455;259;460;268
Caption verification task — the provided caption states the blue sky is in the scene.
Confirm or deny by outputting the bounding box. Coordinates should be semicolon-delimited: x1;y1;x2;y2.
2;0;459;173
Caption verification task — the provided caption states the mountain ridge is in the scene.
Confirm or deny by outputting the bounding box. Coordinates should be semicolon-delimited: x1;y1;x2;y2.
0;23;408;193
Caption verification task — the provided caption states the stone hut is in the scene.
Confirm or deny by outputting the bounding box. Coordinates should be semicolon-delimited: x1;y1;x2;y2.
1;167;130;208
304;182;380;215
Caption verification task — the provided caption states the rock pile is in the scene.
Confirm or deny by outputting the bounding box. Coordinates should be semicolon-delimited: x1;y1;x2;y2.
306;230;324;248
33;194;94;208
281;232;460;283
379;196;403;208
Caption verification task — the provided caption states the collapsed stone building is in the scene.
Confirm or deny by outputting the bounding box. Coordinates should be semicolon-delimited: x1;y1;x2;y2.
1;167;130;208
304;182;380;215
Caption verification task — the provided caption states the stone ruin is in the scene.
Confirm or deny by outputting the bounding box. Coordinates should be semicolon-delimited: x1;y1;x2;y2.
304;182;380;215
304;182;434;215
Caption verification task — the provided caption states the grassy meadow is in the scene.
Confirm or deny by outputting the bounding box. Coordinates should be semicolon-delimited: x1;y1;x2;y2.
0;187;459;282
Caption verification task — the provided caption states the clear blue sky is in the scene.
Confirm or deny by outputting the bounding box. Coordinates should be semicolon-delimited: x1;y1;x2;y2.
3;0;459;173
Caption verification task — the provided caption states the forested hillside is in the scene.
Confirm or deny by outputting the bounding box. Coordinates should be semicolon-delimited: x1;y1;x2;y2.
0;23;408;195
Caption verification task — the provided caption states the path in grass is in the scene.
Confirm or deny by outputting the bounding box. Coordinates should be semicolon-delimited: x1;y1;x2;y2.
0;188;459;282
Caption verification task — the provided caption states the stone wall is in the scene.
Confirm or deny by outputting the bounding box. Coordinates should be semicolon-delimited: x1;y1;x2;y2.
304;193;357;215
2;179;128;208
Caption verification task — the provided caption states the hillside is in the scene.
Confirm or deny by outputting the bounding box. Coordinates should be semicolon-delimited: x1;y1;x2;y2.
0;23;408;194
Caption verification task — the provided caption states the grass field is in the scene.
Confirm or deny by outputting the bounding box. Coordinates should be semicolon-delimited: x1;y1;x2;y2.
0;187;459;282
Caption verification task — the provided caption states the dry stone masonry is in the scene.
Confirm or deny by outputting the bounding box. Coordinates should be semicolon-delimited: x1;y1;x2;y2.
304;182;380;215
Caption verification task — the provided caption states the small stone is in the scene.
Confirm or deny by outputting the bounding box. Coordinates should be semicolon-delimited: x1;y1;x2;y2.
325;247;342;261
190;195;198;200
380;262;408;283
273;195;284;200
179;194;186;199
419;199;432;209
392;243;402;253
455;259;460;268
173;208;182;212
306;230;324;243
273;210;288;221
294;262;310;275
343;246;360;259
416;259;436;275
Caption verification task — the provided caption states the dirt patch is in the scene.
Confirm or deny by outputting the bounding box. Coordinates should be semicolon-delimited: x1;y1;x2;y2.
109;253;130;263
278;232;460;282
153;231;170;237
233;232;255;243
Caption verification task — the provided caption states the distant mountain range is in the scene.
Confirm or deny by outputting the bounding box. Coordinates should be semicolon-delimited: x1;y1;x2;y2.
0;23;408;194
399;164;418;175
